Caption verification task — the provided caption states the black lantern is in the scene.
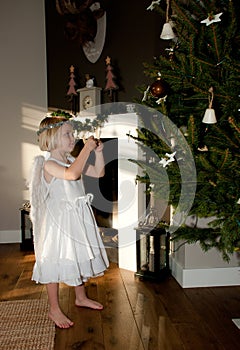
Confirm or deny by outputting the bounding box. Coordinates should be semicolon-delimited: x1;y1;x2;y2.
135;225;170;281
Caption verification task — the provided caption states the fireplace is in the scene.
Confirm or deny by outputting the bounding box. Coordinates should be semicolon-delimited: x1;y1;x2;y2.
73;137;119;263
73;111;144;272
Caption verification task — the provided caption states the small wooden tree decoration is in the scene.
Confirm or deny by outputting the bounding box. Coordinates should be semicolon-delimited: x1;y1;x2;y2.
104;56;118;102
67;65;78;114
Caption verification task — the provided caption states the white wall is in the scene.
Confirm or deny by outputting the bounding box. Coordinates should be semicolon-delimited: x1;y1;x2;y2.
0;1;47;242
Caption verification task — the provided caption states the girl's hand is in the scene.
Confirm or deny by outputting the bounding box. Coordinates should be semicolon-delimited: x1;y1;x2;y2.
84;136;98;151
95;140;104;152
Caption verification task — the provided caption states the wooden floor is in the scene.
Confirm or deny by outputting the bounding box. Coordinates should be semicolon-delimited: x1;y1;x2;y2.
1;244;240;350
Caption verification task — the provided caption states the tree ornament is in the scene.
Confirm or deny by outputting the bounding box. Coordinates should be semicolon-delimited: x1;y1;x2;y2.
156;95;167;104
159;151;176;168
150;76;169;98
202;87;217;124
142;85;150;102
200;12;223;26
160;23;175;40
146;0;161;11
160;0;175;40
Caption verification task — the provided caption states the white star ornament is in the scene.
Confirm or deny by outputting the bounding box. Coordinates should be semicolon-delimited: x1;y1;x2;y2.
147;0;161;11
201;12;223;26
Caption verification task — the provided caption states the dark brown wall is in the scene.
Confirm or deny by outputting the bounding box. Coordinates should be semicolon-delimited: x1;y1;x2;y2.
45;0;165;110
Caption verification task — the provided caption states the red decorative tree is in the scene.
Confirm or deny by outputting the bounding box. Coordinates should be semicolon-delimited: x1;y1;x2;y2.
67;65;78;114
104;56;118;102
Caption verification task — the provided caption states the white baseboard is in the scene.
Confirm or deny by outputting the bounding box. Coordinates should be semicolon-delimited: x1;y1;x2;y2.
0;230;21;244
170;256;240;288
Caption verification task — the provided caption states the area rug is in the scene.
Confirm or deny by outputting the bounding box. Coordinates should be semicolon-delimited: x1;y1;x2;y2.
0;299;55;350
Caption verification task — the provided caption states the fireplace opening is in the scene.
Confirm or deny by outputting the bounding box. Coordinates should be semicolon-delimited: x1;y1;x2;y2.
72;138;118;262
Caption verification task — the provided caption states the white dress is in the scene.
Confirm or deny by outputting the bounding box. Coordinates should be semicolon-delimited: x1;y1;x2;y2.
29;155;109;286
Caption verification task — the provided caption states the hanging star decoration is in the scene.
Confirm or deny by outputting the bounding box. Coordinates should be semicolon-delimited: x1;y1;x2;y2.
147;0;161;11
159;151;176;168
200;12;223;26
142;85;150;101
197;145;208;152
156;95;167;104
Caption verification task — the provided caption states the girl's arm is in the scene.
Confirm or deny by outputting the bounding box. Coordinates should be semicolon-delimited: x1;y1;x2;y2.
84;141;105;178
44;137;97;181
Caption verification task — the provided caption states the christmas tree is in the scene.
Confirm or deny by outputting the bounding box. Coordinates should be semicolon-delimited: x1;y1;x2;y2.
131;0;240;261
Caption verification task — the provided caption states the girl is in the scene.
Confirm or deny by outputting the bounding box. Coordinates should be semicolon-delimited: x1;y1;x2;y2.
29;114;109;329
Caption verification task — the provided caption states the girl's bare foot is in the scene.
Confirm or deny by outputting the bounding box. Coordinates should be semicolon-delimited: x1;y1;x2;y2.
49;308;74;328
75;297;103;310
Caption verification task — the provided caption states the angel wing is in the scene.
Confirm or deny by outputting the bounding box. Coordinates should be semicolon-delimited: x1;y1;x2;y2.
28;155;49;234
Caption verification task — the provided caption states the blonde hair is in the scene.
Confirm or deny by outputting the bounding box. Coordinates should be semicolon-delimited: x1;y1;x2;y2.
38;116;69;151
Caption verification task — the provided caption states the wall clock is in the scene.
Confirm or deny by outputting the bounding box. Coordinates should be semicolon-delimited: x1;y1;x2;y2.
78;86;102;114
